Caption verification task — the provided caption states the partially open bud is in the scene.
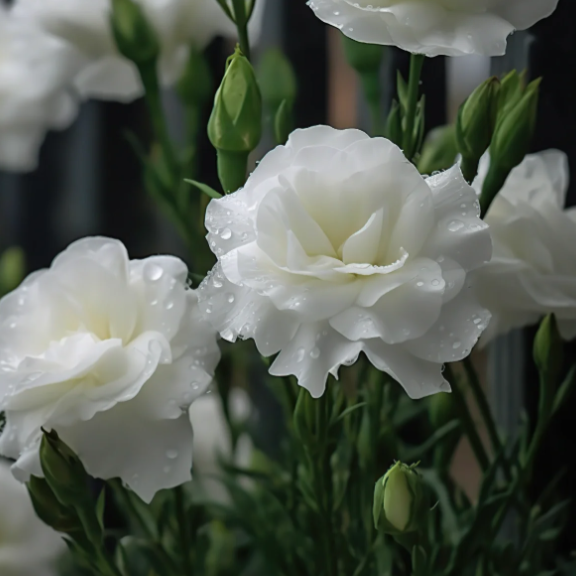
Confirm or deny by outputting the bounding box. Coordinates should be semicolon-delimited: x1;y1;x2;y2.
456;77;500;182
110;0;160;66
208;46;262;193
373;462;427;535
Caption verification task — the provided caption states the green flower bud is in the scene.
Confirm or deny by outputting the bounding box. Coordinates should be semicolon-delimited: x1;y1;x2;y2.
110;0;160;66
258;48;297;111
0;246;26;295
342;36;384;75
417;125;458;175
533;314;564;382
274;99;293;145
40;429;91;509
497;70;525;117
27;476;83;535
489;78;540;173
177;46;214;107
455;77;500;181
373;462;427;535
208;46;262;193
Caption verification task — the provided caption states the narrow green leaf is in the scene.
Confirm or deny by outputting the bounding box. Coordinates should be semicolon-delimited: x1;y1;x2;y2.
184;179;223;199
553;364;576;414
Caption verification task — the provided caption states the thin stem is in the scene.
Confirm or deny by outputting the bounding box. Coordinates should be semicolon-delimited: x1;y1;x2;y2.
138;61;180;185
231;0;251;60
445;364;489;473
174;486;193;575
462;357;511;482
402;53;425;159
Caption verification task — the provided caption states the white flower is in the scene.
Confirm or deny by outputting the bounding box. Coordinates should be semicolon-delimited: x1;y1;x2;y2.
188;387;253;502
0;459;64;576
473;150;576;343
198;126;492;398
307;0;559;57
14;0;266;102
0;7;80;172
0;237;220;503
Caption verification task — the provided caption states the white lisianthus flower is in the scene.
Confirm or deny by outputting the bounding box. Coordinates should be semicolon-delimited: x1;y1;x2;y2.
0;7;80;172
0;459;65;576
307;0;559;57
0;237;220;503
473;150;576;344
198;126;492;398
14;0;266;102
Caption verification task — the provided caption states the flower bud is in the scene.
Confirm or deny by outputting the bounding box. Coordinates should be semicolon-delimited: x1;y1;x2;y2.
27;476;83;535
533;314;564;382
0;246;25;295
489;78;540;173
417;125;457;175
177;46;214;107
110;0;160;66
455;77;500;181
274;99;293;145
258;48;297;112
373;462;427;534
40;429;91;509
208;46;262;193
342;36;384;75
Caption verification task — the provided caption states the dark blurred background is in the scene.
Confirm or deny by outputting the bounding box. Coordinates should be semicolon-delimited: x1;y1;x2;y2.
1;0;575;555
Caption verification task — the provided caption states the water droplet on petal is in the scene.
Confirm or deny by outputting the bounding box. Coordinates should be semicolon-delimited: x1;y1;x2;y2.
452;341;462;350
226;293;235;303
296;347;306;362
220;228;232;240
448;220;464;232
166;450;178;459
144;263;163;282
310;347;320;359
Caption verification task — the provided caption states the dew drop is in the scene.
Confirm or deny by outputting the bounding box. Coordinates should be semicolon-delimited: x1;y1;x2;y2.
163;466;172;474
220;228;232;240
452;341;462;350
226;293;235;303
416;281;424;287
310;347;320;359
165;300;174;310
144;263;163;282
296;347;306;362
448;220;464;232
431;279;440;287
166;450;178;460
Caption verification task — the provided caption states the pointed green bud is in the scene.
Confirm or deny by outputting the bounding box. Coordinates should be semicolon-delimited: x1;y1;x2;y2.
0;246;26;295
110;0;160;66
258;48;297;111
534;314;564;382
386;100;402;148
177;46;214;107
497;70;525;117
27;476;84;535
373;462;427;535
417;125;458;175
455;77;500;181
274;99;293;145
40;429;91;509
490;78;540;172
208;46;262;193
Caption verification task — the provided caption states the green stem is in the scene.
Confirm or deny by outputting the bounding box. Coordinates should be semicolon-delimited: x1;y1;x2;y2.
462;357;511;482
138;61;180;185
174;486;193;575
402;53;425;160
231;0;251;60
445;364;489;473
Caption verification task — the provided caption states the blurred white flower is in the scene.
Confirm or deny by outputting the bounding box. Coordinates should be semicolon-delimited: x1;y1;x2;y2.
188;387;253;502
307;0;559;57
0;7;80;172
14;0;266;102
199;126;492;398
473;150;576;343
0;459;64;576
0;237;220;503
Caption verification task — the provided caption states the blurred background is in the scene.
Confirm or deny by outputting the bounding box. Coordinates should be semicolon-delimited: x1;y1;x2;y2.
1;0;575;555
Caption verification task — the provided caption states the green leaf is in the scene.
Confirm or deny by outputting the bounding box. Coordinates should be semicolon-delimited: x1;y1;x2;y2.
95;489;106;531
397;71;408;110
332;402;367;425
420;468;460;544
184;179;223;199
402;420;461;462
553;364;576;414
